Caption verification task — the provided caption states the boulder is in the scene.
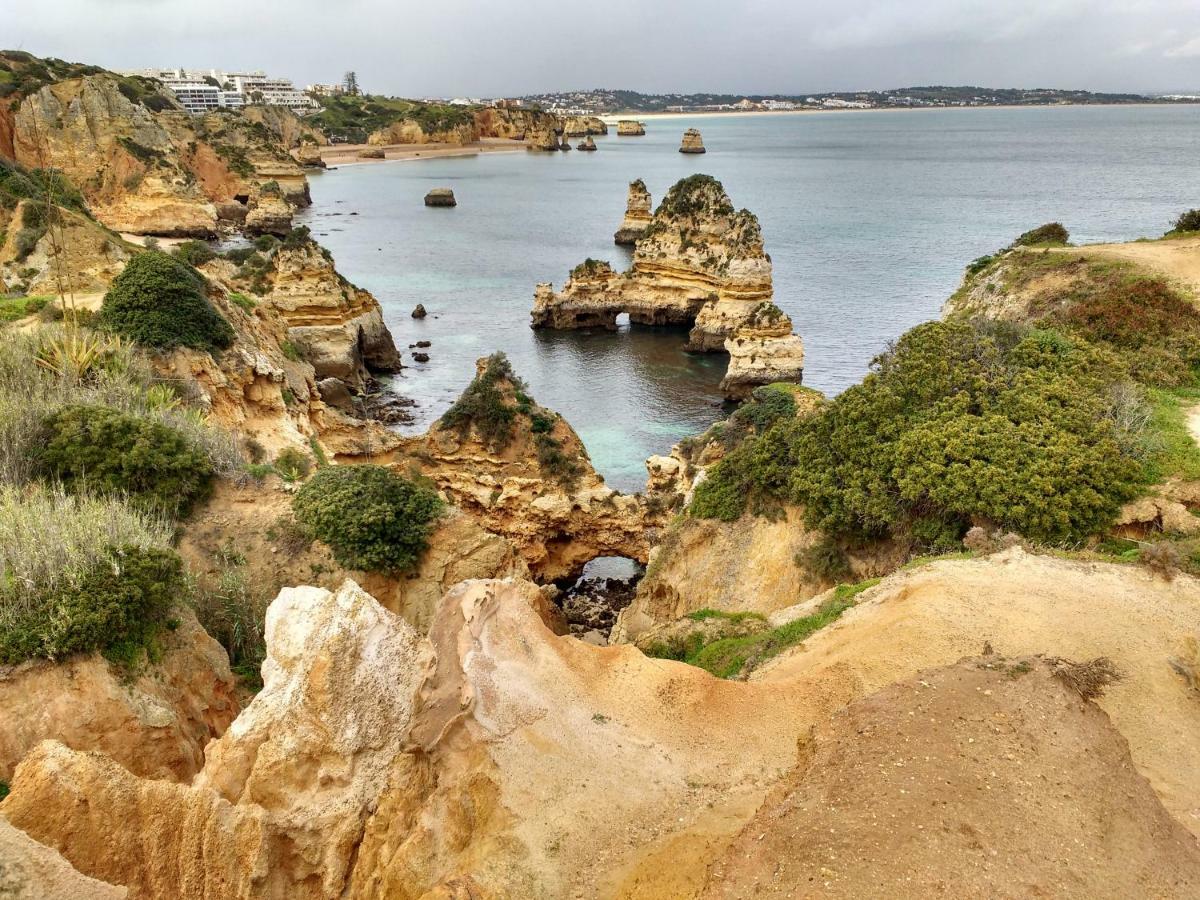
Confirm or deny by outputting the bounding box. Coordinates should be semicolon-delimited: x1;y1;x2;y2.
317;377;358;413
679;128;706;153
423;188;456;208
412;352;430;363
411;303;427;318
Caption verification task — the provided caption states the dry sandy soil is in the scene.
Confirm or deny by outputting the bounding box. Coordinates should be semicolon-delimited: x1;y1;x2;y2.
1050;233;1200;295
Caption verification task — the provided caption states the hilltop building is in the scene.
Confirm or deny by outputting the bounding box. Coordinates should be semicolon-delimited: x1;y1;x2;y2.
123;67;318;114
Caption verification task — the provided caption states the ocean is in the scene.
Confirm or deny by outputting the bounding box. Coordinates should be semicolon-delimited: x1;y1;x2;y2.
299;104;1200;492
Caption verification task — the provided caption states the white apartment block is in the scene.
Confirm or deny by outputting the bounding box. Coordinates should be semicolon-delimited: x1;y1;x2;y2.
124;67;317;114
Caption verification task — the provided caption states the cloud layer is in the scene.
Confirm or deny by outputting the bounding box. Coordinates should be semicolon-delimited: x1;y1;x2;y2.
7;0;1200;96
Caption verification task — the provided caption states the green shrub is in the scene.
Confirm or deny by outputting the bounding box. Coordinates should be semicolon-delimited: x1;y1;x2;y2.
1172;209;1200;233
98;251;234;352
35;404;214;517
228;292;256;312
172;240;216;267
292;465;442;573
273;447;312;482
439;352;524;450
0;295;49;322
1013;222;1069;246
693;320;1147;545
795;536;851;581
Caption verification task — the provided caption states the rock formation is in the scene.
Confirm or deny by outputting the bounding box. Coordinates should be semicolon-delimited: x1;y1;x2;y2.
576;135;597;151
0;818;126;900
472;107;562;142
423;188;456;207
679;127;706;153
0;608;238;783
616;119;646;135
7;552;1200;897
1;60;309;238
524;121;562;151
612;178;652;245
561;115;608;136
533;175;804;395
411;303;427;318
356;146;385;159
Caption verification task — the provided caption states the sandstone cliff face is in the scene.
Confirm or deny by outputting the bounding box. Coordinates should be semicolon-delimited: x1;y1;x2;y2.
403;358;652;582
7;73;307;237
9;553;1200;897
368;120;477;146
0;608;238;784
0;201;135;297
561;115;608;136
679;128;705;153
533;175;804;395
616;119;646;135
0;818;126;900
613;178;652;245
473;107;561;141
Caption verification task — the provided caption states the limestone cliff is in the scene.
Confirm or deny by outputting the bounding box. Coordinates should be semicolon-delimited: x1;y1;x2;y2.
679;128;705;153
616;119;646;135
561;115;608;136
0;608;238;784
8;552;1200;897
473;107;561;141
2;57;308;237
391;355;652;582
533;175;804;395
612;178;652;245
0;818;126;900
367;119;477;146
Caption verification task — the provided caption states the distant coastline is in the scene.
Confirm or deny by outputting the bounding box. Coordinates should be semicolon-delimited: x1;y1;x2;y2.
601;102;1196;123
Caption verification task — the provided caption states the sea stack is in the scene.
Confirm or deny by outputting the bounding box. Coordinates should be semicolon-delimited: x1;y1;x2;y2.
679;128;706;154
424;188;456;207
533;174;804;395
613;179;653;245
560;138;572;151
577;136;597;151
617;120;646;136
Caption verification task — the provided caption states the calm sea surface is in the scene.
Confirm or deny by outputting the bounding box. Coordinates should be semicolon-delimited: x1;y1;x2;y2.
299;105;1200;491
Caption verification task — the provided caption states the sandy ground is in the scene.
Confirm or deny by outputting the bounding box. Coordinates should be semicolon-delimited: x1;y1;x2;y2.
317;137;524;166
1049;233;1200;295
603;102;1185;124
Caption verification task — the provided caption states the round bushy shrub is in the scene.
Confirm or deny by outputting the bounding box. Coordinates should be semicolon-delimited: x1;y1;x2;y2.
1172;209;1200;233
35;404;214;517
292;465;442;573
1013;222;1069;246
99;251;234;352
0;545;183;666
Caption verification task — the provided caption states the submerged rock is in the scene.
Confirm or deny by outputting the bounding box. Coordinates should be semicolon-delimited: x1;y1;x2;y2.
679;128;706;153
423;188;456;208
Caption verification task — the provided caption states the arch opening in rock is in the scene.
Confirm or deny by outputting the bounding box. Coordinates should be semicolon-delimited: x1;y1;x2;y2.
554;555;644;644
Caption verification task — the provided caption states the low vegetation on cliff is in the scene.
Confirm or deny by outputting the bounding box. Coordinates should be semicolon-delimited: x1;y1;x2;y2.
310;94;475;144
292;465;443;574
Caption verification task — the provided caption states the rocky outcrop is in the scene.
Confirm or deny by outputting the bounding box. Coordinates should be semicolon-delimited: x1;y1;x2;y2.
423;188;456;207
9;553;1200;896
561;115;608;136
0;200;136;297
405;356;652;581
533;175;804;393
613;178;652;245
6;70;308;237
616;119;646;135
243;194;293;236
357;146;385;159
367;120;476;147
576;135;597;151
719;301;805;398
220;239;402;393
524;121;562;151
0;608;238;783
679;127;705;153
0;818;126;900
473;107;561;141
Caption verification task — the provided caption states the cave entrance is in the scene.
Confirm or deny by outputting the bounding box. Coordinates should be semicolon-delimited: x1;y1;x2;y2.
555;556;645;643
614;312;630;330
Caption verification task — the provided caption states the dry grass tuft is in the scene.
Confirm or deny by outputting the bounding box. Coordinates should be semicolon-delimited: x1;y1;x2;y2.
1048;656;1123;701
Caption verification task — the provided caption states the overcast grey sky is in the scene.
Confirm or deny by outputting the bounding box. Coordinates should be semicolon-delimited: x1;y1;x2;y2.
7;0;1200;96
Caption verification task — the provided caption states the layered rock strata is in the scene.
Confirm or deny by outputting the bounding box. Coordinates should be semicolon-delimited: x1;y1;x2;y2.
423;188;456;207
616;119;646;135
561;115;608;136
533;175;804;395
612;178;652;245
679;128;706;153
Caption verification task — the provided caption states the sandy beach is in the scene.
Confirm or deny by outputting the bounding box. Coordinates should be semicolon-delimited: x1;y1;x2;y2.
315;137;525;167
601;102;1186;124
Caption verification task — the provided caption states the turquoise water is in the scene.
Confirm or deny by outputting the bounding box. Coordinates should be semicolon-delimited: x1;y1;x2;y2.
300;105;1200;491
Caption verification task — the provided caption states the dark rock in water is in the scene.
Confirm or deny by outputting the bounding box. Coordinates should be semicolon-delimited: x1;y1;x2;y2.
415;340;432;348
361;392;417;425
411;303;427;319
412;351;430;362
559;574;641;636
317;377;358;415
424;188;456;207
560;140;572;151
577;136;597;151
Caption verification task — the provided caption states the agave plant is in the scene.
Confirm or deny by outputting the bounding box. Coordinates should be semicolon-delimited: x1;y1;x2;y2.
34;329;128;380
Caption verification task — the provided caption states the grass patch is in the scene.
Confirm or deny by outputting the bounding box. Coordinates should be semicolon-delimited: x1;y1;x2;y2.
0;295;49;322
1144;386;1200;482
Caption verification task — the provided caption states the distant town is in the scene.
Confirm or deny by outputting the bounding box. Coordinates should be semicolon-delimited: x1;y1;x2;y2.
121;69;1200;118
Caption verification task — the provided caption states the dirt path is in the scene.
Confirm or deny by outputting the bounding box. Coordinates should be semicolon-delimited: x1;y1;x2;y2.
1052;233;1200;295
1188;405;1200;446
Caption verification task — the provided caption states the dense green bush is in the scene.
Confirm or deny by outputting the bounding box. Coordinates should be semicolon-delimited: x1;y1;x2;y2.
1013;222;1069;246
692;321;1147;545
35;404;214;517
292;465;442;573
172;240;217;267
1172;209;1200;233
98;251;234;352
439;352;524;449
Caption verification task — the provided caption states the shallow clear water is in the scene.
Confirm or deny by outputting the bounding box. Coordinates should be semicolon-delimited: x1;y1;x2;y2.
300;105;1200;491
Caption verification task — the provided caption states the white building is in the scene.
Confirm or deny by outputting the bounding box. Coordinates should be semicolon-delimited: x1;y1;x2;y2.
123;67;317;114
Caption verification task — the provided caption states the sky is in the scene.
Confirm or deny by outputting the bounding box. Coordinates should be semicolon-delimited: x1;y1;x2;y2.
6;0;1200;97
